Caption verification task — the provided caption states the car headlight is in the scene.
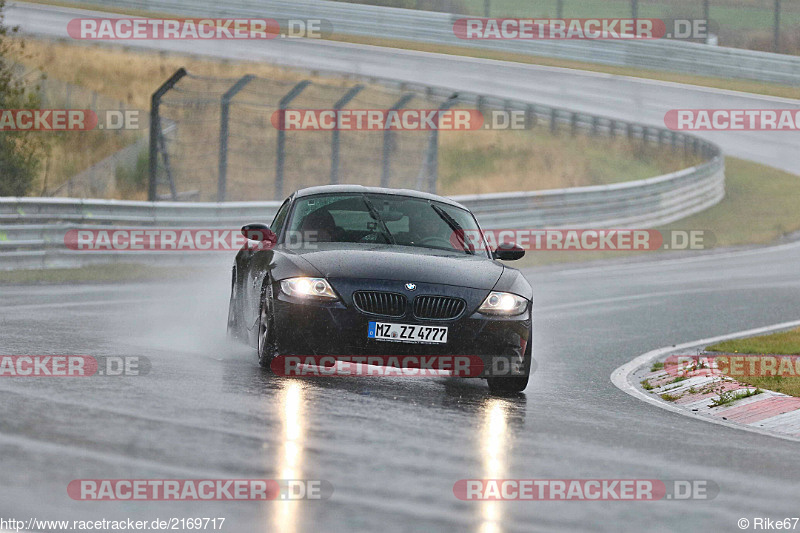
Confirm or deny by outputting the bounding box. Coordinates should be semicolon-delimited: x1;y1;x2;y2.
280;277;338;300
478;291;527;316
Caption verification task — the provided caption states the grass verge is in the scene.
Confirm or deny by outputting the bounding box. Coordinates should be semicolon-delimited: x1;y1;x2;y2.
515;157;800;267
706;328;800;397
12;37;697;199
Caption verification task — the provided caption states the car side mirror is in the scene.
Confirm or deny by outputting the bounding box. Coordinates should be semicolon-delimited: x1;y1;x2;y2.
493;242;525;261
241;223;277;243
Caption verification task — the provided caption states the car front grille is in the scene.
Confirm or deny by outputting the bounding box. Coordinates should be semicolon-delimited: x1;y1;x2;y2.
353;291;407;317
413;296;466;320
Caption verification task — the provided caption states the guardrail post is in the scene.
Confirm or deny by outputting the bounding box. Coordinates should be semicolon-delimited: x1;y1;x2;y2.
217;75;255;202
570;112;578;136
149;68;187;202
550;109;558;134
609;120;616;139
591;116;599;136
420;94;458;194
476;95;485;116
381;93;415;188
330;85;364;185
275;80;312;201
39;77;47;107
526;104;536;130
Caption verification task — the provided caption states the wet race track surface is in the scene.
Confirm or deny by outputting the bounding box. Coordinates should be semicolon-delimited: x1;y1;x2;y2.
3;244;800;532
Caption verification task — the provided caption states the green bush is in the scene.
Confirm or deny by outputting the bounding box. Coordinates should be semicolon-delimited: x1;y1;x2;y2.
0;0;44;197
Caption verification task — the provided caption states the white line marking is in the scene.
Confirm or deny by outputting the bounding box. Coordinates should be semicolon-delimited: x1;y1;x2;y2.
2;298;159;311
544;237;800;276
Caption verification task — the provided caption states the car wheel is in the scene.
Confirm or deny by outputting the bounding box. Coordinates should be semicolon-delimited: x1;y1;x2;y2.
257;282;277;369
486;336;532;394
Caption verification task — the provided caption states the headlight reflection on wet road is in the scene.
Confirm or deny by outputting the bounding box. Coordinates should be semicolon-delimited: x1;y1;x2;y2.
273;380;306;533
479;398;512;533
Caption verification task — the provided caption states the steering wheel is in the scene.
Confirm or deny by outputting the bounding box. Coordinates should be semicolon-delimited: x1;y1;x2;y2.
418;236;454;248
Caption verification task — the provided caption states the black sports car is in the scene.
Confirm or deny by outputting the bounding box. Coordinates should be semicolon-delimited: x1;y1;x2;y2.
226;185;533;393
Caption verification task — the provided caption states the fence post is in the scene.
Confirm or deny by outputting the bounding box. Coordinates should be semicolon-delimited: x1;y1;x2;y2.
275;80;312;201
420;94;459;194
149;68;187;202
217;75;255;202
330;85;364;185
39;77;47;107
381;93;415;188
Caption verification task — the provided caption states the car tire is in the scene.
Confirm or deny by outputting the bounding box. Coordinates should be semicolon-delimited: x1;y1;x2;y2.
486;335;532;394
257;282;278;370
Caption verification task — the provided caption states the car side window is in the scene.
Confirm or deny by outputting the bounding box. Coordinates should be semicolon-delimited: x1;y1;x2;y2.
270;199;292;236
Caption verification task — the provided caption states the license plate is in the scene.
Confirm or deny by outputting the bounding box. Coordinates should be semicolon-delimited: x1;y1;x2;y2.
368;321;448;344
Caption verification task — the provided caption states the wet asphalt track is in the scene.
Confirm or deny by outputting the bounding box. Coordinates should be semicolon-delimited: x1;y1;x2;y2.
2;242;800;532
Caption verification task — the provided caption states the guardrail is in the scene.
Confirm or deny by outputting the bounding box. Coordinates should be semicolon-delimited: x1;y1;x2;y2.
0;153;723;271
52;0;800;86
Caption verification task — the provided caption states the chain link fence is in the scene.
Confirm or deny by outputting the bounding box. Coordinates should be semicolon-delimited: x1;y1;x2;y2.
148;68;716;203
151;70;451;201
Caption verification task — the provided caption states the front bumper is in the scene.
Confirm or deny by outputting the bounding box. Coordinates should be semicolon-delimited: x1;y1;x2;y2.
270;278;531;377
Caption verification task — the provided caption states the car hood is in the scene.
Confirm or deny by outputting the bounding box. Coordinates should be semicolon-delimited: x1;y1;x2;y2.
286;243;504;290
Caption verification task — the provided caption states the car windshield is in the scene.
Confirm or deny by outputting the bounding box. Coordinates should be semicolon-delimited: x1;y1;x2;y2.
285;193;486;256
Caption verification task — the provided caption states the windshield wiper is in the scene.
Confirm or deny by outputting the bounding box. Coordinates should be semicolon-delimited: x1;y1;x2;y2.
430;203;474;255
361;195;396;245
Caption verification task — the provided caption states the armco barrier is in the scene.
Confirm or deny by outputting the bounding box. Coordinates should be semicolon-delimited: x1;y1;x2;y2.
0;154;723;270
45;0;800;86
